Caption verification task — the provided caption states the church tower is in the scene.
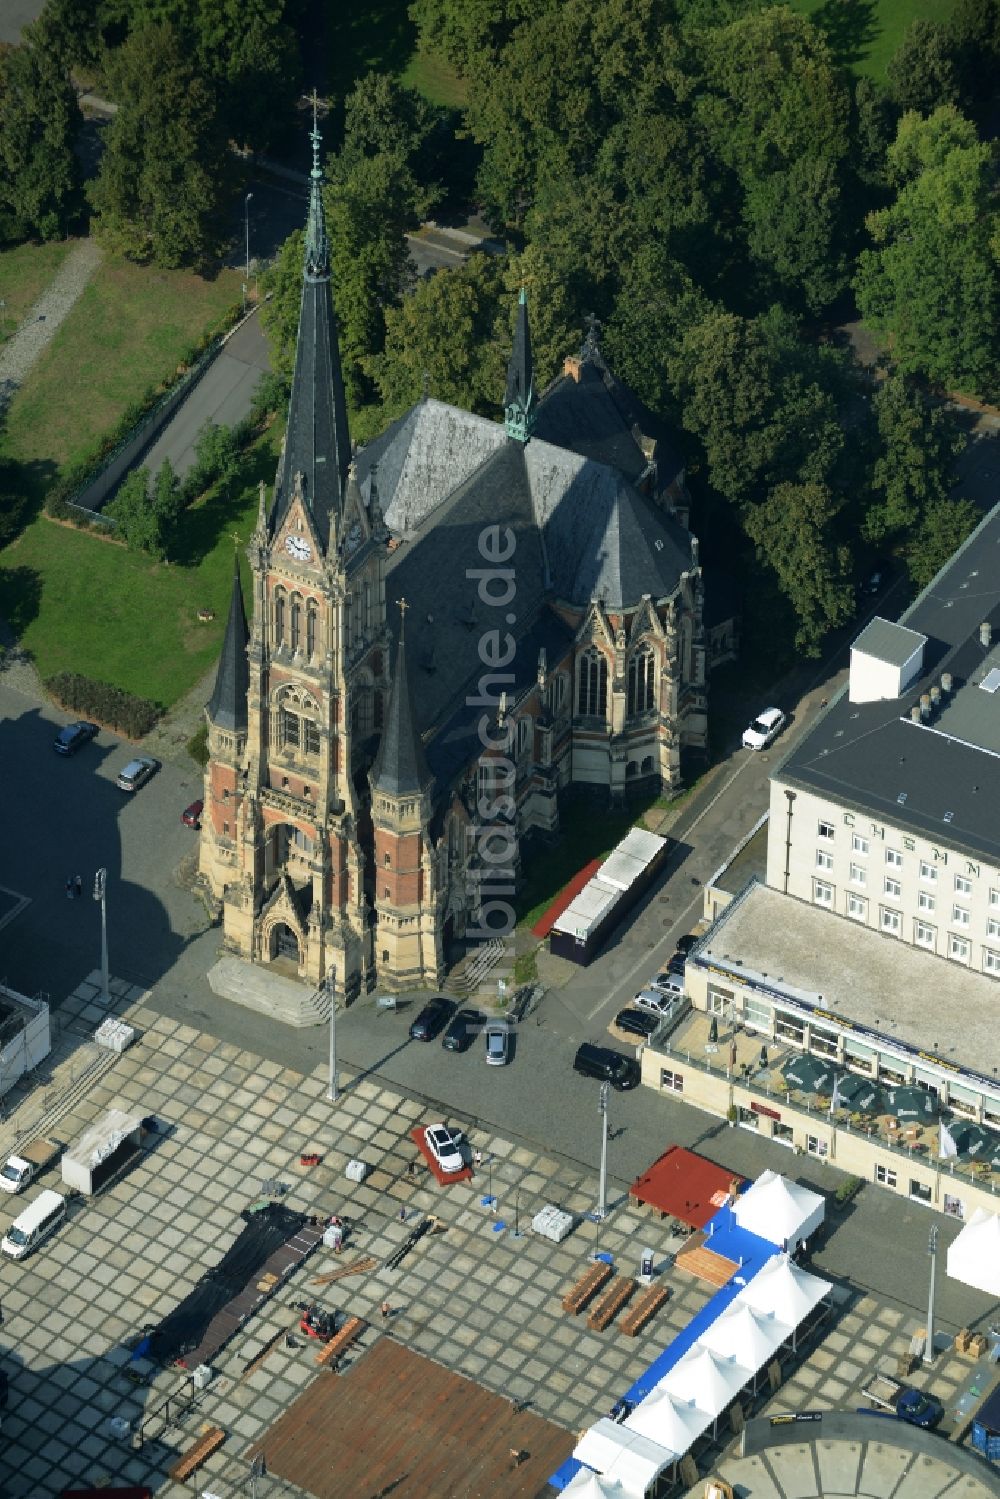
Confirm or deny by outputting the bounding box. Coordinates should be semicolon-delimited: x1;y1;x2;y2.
369;604;444;987
198;107;387;1001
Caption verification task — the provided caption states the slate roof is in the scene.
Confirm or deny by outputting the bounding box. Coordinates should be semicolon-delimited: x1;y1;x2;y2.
776;502;1000;866
207;564;249;733
358;399;506;535
371;628;432;797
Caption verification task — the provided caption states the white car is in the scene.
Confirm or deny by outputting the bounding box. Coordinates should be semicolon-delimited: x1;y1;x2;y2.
742;707;786;751
424;1124;464;1175
633;987;675;1018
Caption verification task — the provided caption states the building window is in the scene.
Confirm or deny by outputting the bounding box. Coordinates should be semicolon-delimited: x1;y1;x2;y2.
282;709;300;749
290;596;302;652
988;918;1000;938
274;590;286;645
806;1135;829;1159
517;717;531;758
849;863;866;886
949;934;970;962
381;948;389;963
880;906;901;935
886;848;903;869
955;874;972;895
306;605;317;658
847;893;867;920
874;1164;897;1188
304;720;320;755
852;833;869;855
909;1179;932;1204
813;879;833;908
991;887;1000;909
383;886;390;899
816;849;833;871
577;649;608;718
884;877;901;899
775;1012;805;1046
384;853;391;867
915;921;936;949
985;948;1000;975
554;674;568;712
773;1122;795;1148
660;1069;683;1095
744;996;772;1033
952;905;971;928
707;984;733;1016
920;861;938;883
918;890;936;913
627;647;656;716
817;821;834;841
812;1025;840;1059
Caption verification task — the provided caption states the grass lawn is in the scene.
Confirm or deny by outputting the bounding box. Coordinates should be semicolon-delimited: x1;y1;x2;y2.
788;0;958;79
0;435;276;709
401;45;467;108
0;255;241;480
0;240;75;346
517;791;662;930
329;0;466;113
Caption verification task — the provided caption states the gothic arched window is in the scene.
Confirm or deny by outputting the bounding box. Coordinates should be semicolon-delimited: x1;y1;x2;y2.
577;648;608;718
290;595;302;652
627;646;656;717
306;603;317;659
274;588;286;646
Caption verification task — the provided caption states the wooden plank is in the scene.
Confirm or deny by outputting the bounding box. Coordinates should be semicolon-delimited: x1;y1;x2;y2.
619;1283;670;1337
168;1426;225;1481
562;1261;613;1315
311;1254;379;1286
314;1315;365;1367
587;1276;637;1331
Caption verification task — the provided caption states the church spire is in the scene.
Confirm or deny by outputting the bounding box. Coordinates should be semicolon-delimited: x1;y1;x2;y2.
371;600;432;796
206;557;249;733
504;287;536;442
304;92;328;280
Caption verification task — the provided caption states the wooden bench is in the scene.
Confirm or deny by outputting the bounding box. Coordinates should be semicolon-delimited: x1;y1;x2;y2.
562;1261;614;1315
315;1314;366;1367
587;1276;637;1331
619;1283;670;1337
168;1425;225;1482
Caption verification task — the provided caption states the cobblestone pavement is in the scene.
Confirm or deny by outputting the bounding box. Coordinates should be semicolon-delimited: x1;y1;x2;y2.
0;239;103;408
2;976;998;1499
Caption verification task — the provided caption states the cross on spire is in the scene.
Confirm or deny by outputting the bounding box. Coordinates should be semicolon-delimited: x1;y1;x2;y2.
398;596;409;637
304;93;328;279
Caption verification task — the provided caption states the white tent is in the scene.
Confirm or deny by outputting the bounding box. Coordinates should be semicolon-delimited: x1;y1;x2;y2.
735;1252;829;1328
658;1345;751;1415
698;1301;792;1368
732;1169;825;1252
573;1419;674;1497
561;1469;630;1499
625;1385;707;1451
946;1208;1000;1297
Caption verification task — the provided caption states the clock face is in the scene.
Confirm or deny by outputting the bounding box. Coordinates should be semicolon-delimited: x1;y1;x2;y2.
285;534;311;562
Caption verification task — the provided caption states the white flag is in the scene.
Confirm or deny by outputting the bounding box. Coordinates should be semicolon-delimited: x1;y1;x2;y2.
828;1077;840;1118
939;1121;959;1159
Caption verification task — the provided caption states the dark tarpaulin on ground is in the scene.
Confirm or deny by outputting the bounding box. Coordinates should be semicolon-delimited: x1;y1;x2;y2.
147;1203;307;1364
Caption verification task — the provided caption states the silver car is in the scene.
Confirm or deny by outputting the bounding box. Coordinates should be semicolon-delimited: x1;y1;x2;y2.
485;1023;510;1066
116;756;160;792
633;987;675;1018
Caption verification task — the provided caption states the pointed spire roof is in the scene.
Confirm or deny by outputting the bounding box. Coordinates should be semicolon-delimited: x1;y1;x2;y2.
270;101;351;553
371;601;432;797
207;559;249;732
504;287;536;442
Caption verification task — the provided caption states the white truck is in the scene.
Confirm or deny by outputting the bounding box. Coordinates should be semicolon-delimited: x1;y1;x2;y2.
0;1138;62;1195
61;1109;145;1196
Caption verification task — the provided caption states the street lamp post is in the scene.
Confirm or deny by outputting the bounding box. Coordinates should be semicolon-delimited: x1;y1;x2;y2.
596;1080;610;1221
243;192;254;313
325;968;338;1103
93;869;110;1006
924;1224;939;1364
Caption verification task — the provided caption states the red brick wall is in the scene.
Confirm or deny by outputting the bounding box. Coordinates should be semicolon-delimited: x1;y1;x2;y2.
374;827;423;907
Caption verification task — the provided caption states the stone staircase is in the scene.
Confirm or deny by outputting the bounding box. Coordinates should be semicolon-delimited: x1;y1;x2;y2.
444;937;507;997
208;956;332;1029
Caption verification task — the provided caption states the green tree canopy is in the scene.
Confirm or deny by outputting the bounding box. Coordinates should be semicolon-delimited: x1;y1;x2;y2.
855;107;999;399
886;19;961;115
906;494;981;589
864;373;965;545
88;21;228;268
259;228;304;383
744;480;854;656
0;31;83;243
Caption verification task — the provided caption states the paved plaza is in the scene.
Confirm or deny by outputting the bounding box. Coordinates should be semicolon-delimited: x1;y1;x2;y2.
0;976;997;1498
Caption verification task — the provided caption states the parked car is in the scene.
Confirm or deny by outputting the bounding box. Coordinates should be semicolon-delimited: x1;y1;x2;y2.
423;1124;465;1175
614;1007;660;1039
442;1008;484;1053
485;1022;510;1066
863;557;892;596
408;997;453;1042
182;799;204;828
637;985;679;1014
742;707;786;751
53;721;98;756
665;952;686;976
573;1043;640;1090
116;756;160;792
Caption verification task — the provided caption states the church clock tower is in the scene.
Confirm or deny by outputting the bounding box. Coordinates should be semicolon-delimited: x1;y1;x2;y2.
198;107;387;1000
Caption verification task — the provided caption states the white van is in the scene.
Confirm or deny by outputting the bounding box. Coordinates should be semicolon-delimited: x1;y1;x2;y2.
1;1188;66;1260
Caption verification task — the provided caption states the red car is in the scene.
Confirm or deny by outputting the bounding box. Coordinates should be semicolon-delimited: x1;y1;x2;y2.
181;800;204;828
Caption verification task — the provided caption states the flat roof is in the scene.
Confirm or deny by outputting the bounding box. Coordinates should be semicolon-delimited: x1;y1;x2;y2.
776;499;1000;866
709;816;768;898
697;882;1000;1095
852;616;926;667
630;1145;744;1229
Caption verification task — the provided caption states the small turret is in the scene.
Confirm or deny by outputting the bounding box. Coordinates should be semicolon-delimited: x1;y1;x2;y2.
504;288;536;443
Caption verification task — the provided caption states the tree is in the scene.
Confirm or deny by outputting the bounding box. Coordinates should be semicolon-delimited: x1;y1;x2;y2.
0;32;83;243
408;0;551;77
947;0;1000;119
744;481;854;656
886;19;961;115
854;107;999;399
259;229;304;383
340;73;441;217
604;244;709;418
88;22;227;268
907;495;981;588
108;467;158;553
864;373;965;545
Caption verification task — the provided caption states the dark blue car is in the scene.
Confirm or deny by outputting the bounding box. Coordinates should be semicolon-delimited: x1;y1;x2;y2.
53;721;99;756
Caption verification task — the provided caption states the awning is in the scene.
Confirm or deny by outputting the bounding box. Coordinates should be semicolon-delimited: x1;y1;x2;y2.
573;1420;674;1496
780;1054;834;1096
732;1169;825;1252
946;1208;1000;1297
886;1085;939;1122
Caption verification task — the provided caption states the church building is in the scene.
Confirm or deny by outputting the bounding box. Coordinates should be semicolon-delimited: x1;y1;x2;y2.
198;123;712;1000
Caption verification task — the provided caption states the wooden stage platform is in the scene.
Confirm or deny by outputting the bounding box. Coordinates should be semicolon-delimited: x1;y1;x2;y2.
252;1337;575;1498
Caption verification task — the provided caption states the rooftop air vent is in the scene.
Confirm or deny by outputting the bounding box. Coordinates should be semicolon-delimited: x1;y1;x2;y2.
944;811;955;823
653;539;664;552
897;792;908;805
980;667;1000;694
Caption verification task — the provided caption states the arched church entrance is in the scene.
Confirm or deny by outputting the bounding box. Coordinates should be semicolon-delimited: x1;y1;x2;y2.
271;923;300;963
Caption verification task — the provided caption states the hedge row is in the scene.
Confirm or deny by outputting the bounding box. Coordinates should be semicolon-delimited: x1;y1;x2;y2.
46;671;162;738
